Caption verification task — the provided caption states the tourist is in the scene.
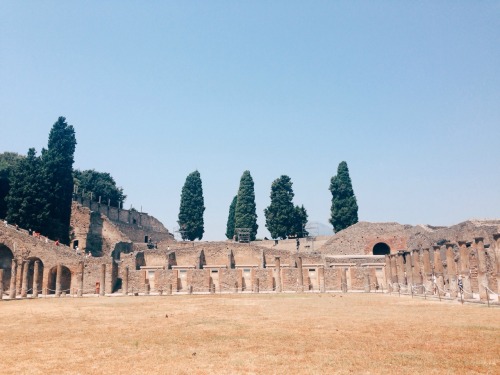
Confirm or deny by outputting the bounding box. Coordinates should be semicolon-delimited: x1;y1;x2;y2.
29;228;33;236
55;240;60;246
457;276;463;293
4;219;8;227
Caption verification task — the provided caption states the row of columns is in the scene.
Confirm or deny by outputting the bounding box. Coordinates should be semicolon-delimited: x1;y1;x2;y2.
385;236;500;302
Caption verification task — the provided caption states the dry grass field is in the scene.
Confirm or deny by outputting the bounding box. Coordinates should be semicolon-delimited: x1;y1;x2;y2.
0;293;498;375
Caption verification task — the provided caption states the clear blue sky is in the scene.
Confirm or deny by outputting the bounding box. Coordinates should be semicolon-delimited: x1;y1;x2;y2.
1;2;499;240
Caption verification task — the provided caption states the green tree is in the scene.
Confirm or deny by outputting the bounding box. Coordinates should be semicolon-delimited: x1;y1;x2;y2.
291;205;309;238
74;169;126;207
225;195;237;240
234;170;259;241
42;117;77;244
6;148;49;231
329;161;358;232
264;175;296;239
0;152;24;219
178;170;205;241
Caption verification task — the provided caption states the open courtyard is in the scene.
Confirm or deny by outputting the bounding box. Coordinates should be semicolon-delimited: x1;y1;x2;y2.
0;293;498;374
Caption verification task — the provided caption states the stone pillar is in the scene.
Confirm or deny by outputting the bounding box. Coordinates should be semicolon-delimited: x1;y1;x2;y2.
238;269;243;292
390;255;399;292
404;252;413;291
297;257;304;292
16;260;23;296
445;244;458;298
33;260;40;298
254;277;259;293
274;257;281;292
145;282;150;295
384;255;392;292
100;264;106;296
341;267;348;293
168;283;172;295
227;252;232;270
123;266;129;296
77;261;84;297
9;259;16;299
433;246;444;294
364;267;370;293
21;261;29;298
0;269;3;300
493;234;500;301
55;263;62;297
396;253;406;290
475;237;488;301
422;248;432;293
319;266;325;293
411;250;423;294
457;241;472;298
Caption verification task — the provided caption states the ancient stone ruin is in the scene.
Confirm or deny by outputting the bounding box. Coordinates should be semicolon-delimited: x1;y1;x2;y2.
1;199;499;304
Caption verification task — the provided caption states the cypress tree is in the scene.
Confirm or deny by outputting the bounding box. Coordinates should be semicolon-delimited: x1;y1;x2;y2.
291;205;308;238
234;170;259;241
6;148;49;232
329;161;358;232
178;170;205;241
264;175;296;239
225;195;237;239
42;117;77;244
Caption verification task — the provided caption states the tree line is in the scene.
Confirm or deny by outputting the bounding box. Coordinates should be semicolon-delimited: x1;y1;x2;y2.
177;162;358;241
0;117;125;245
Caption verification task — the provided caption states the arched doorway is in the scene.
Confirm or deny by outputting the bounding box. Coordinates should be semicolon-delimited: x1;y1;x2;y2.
26;258;44;295
47;265;72;294
373;242;390;255
0;244;14;292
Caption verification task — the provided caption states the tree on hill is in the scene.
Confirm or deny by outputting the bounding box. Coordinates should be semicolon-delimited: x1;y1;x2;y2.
329;161;358;232
225;195;237;240
73;169;126;207
264;175;296;239
6;148;49;232
178;170;205;241
234;170;259;241
42;117;77;244
0;152;24;219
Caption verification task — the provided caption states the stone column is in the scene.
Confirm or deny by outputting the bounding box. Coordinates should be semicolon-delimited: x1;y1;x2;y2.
457;241;472;298
475;237;488;301
274;257;281;292
254;277;259;293
445;243;458;298
227;252;232;270
364;267;371;293
493;234;500;301
100;264;106;296
396;253;406;290
77;261;84;297
297;257;304;292
0;269;3;300
145;282;150;295
33;260;40;298
422;248;432;293
55;263;62;297
16;260;23;296
411;250;423;294
123;266;129;296
21;261;29;298
341;267;348;293
384;255;392;292
404;252;413;291
433;246;445;294
9;259;16;299
319;266;325;293
390;255;399;292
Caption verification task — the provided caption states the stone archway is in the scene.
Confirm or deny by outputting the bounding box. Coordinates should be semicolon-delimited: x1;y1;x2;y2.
47;265;72;295
373;242;390;255
0;244;14;292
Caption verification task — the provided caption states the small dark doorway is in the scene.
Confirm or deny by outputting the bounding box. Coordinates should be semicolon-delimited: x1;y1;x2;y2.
373;242;390;255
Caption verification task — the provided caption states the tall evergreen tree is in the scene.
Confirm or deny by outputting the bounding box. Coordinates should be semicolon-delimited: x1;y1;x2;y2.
178;170;205;241
264;175;296;239
291;205;309;238
6;148;49;232
225;195;237;239
234;170;259;241
329;161;358;232
0;152;24;219
74;169;126;207
42;117;77;244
